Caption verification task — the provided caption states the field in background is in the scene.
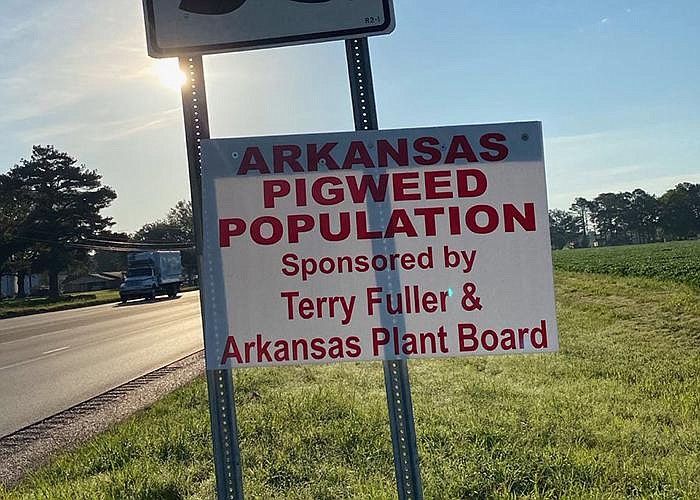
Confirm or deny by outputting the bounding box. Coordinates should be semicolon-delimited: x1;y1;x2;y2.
553;240;700;289
2;266;698;499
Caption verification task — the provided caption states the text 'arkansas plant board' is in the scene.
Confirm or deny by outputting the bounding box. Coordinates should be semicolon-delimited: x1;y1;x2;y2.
200;121;558;369
143;0;395;57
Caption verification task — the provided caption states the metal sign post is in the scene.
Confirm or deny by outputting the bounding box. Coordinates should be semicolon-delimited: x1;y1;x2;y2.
344;38;424;500
178;55;244;500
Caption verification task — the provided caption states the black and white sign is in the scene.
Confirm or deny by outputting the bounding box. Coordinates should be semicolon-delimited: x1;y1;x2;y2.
143;0;395;57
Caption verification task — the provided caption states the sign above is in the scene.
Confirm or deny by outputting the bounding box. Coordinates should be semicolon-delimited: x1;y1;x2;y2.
143;0;395;58
199;122;559;369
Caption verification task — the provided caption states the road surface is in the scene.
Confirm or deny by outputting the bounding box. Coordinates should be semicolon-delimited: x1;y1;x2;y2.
0;292;203;437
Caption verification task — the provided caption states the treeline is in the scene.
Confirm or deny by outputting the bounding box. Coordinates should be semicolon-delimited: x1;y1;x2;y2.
1;145;194;298
550;185;700;249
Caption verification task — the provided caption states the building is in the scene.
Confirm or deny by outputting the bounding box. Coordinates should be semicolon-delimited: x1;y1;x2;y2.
0;273;43;299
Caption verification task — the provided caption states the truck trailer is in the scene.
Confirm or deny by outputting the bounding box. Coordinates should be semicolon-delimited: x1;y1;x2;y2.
119;251;182;303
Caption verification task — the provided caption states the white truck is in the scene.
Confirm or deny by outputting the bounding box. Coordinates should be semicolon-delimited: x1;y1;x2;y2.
119;251;183;303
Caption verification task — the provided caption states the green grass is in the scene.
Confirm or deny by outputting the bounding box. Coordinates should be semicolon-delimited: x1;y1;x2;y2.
2;271;699;499
0;287;199;319
553;240;700;289
0;290;122;319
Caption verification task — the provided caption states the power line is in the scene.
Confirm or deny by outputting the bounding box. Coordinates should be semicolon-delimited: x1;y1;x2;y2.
82;238;194;248
71;243;195;252
11;236;194;251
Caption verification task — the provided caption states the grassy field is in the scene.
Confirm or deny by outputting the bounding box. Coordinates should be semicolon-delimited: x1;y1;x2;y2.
553;240;700;289
2;269;698;499
0;290;121;319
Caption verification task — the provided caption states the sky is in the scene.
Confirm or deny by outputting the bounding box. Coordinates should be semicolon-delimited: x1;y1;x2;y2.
0;0;698;233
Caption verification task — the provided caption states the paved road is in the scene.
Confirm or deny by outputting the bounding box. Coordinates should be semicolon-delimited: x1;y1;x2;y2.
0;292;203;437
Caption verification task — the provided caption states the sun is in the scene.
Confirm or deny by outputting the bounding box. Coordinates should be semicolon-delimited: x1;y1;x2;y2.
153;59;187;90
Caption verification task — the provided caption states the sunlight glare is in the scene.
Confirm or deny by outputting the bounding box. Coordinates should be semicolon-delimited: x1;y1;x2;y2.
153;59;186;90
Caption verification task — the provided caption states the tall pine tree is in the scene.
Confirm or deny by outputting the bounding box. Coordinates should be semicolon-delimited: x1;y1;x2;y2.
5;145;116;297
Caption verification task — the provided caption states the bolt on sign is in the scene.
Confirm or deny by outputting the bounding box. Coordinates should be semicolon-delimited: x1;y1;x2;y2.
200;121;559;369
143;0;395;57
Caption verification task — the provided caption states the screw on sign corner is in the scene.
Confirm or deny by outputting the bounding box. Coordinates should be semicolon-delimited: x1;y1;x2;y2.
179;0;331;16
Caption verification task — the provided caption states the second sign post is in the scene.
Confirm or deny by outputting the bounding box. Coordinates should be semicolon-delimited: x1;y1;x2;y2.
344;37;423;499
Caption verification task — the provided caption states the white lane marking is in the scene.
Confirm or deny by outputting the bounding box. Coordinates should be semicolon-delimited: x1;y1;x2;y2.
0;346;73;372
42;346;70;355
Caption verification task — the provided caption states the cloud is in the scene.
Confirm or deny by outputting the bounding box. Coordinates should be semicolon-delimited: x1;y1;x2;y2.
18;121;88;144
92;108;181;142
546;131;610;145
544;122;700;210
16;107;181;144
0;3;65;43
0;2;152;124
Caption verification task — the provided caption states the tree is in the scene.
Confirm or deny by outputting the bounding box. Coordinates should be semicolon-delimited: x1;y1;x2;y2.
659;183;700;239
134;200;193;243
5;145;116;297
134;200;196;279
0;175;29;270
569;197;591;247
1;171;40;296
548;209;580;250
89;231;131;273
588;192;632;245
627;189;660;243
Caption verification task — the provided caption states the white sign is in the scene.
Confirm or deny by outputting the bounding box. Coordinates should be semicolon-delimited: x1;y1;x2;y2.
200;122;559;369
143;0;395;57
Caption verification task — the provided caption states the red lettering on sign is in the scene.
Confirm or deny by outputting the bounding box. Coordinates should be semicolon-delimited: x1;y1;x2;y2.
273;144;303;173
413;136;441;165
504;203;536;232
346;174;389;203
377;138;409;167
319;212;351;241
392;171;421;201
263;179;290;209
312;176;344;205
219;218;245;247
424;170;453;199
456;169;487;198
458;321;549;352
307;142;339;170
445;135;478;164
479;132;509;161
384;209;418;238
465;205;499;234
250;216;283;245
413;207;444;236
238;147;270;175
342;141;374;169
